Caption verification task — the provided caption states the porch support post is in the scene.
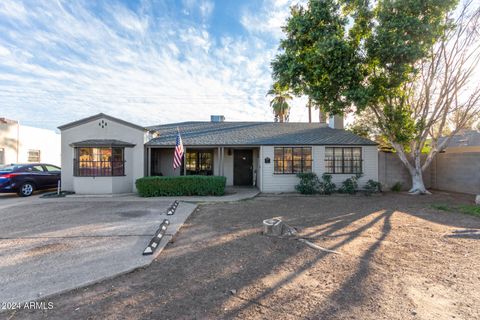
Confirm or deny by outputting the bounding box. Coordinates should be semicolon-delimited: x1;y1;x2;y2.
183;146;187;176
217;147;221;176
221;147;225;176
147;147;151;176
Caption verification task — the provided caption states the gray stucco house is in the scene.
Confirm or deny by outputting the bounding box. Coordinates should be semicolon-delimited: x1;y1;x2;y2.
59;113;378;194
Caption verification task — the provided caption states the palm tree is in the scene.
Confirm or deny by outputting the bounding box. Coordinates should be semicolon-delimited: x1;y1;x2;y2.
267;83;292;123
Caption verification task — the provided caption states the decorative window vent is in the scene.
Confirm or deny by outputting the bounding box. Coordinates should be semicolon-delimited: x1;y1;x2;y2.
98;120;108;128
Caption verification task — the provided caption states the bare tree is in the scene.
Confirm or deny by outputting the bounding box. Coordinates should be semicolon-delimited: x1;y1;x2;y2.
377;2;480;194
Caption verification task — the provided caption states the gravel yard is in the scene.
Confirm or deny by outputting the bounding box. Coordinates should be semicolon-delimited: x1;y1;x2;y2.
8;191;480;320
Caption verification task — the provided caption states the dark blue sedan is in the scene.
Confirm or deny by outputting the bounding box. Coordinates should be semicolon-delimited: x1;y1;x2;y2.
0;163;61;197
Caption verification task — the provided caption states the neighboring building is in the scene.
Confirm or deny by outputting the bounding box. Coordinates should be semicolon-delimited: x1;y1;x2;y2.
438;129;480;153
58;113;378;194
0;117;61;166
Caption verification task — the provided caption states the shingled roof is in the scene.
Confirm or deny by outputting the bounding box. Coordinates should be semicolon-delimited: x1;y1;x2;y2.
439;129;480;148
146;122;376;146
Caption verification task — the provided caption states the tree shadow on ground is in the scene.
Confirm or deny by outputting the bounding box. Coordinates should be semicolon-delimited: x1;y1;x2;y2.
10;193;479;320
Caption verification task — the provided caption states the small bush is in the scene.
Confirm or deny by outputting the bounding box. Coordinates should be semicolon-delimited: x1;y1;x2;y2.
295;172;320;194
136;175;226;197
339;174;362;194
318;173;336;195
364;179;382;196
391;182;402;192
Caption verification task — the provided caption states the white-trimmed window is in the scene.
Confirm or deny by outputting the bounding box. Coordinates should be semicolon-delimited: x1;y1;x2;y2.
74;147;125;177
325;147;362;174
274;147;312;174
27;149;41;162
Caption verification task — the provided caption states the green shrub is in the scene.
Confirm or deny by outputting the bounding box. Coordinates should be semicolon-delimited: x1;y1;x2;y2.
295;172;320;194
136;175;226;197
364;179;382;196
318;173;336;195
339;174;362;194
390;182;402;192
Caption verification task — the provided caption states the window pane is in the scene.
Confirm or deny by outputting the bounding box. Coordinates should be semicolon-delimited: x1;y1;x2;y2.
303;160;312;173
293;160;302;173
343;148;352;173
28;150;41;162
325;147;334;173
27;165;44;172
283;148;293;173
353;148;362;173
325;147;334;158
303;148;312;160
45;165;60;172
334;148;343;173
112;148;123;161
293;149;302;173
274;147;283;174
186;151;197;171
293;148;302;161
274;147;283;160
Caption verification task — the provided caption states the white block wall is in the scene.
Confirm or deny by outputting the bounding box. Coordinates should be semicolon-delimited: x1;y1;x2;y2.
259;145;378;193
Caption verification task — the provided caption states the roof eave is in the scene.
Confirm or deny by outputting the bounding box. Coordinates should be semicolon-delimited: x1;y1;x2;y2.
58;113;146;132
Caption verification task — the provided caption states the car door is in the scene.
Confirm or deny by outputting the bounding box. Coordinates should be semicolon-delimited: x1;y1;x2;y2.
43;165;61;188
23;165;50;189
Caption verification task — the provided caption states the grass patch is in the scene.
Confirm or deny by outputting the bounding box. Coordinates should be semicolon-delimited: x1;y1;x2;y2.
430;204;480;218
459;205;480;217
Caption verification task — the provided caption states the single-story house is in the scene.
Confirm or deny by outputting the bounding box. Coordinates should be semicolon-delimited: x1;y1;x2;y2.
58;113;378;194
438;129;480;153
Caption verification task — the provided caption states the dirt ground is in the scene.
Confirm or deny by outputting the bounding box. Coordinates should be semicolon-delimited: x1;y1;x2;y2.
7;191;480;320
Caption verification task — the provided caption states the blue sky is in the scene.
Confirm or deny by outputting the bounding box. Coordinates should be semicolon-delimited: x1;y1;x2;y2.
0;0;310;131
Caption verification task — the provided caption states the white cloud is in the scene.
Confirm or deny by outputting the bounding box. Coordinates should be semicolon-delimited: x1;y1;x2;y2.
240;0;303;39
0;1;27;22
0;0;312;130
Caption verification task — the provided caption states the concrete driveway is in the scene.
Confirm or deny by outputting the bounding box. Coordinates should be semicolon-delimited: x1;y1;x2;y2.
0;195;196;304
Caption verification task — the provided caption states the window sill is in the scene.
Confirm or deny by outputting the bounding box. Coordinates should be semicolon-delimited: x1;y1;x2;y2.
273;173;312;175
73;175;127;177
324;173;363;175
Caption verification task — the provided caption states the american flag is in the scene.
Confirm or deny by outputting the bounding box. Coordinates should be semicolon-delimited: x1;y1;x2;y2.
173;129;184;170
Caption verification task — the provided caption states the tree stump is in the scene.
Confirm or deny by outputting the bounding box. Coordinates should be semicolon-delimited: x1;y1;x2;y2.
476;195;480;206
263;218;297;237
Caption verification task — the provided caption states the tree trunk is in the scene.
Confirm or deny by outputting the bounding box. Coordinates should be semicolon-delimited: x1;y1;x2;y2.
391;142;431;195
409;170;429;194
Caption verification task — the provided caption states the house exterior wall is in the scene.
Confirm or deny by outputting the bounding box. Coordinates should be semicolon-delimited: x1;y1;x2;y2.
0;120;61;166
259;145;378;193
224;150;234;185
148;147;258;187
154;148;180;177
60;117;144;194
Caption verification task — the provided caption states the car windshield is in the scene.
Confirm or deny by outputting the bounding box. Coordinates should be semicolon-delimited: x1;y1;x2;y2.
0;164;22;172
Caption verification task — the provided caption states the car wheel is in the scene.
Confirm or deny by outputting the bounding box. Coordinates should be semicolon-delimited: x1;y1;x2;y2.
18;182;35;197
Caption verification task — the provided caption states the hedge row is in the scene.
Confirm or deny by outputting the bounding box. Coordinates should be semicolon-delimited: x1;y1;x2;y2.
136;175;226;197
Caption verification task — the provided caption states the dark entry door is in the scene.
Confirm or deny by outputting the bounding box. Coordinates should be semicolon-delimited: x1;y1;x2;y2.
234;150;253;186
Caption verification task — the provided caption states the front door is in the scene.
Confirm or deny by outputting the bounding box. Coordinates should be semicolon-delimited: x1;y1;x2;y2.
234;150;253;186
